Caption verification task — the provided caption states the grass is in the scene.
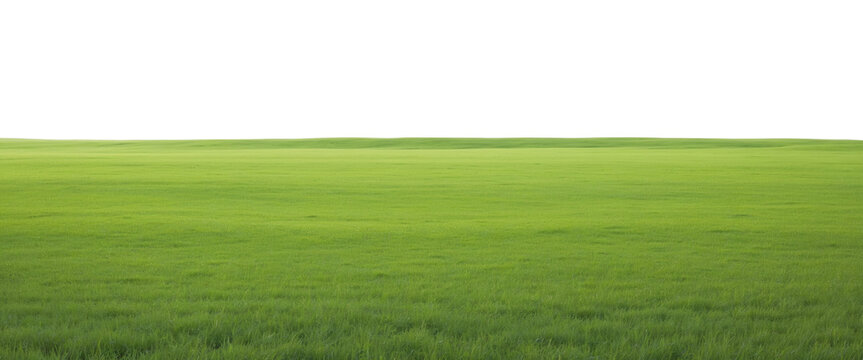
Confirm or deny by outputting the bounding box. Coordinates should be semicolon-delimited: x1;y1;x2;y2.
1;138;862;359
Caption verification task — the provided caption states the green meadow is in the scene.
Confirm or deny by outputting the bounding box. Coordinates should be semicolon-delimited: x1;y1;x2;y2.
1;138;862;359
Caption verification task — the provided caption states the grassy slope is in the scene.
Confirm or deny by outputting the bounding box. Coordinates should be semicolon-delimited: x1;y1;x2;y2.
1;138;862;359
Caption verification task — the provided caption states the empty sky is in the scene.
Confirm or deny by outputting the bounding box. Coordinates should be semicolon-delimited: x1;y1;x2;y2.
1;1;861;140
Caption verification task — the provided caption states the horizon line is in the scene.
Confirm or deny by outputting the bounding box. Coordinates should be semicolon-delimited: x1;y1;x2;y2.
2;136;863;142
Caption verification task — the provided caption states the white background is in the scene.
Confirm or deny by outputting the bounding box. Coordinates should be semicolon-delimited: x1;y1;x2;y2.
1;1;861;140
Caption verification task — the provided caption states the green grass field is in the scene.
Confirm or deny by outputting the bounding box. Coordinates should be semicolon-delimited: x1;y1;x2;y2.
1;138;862;359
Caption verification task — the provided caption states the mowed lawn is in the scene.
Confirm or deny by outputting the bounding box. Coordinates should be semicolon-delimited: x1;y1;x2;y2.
1;138;862;359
